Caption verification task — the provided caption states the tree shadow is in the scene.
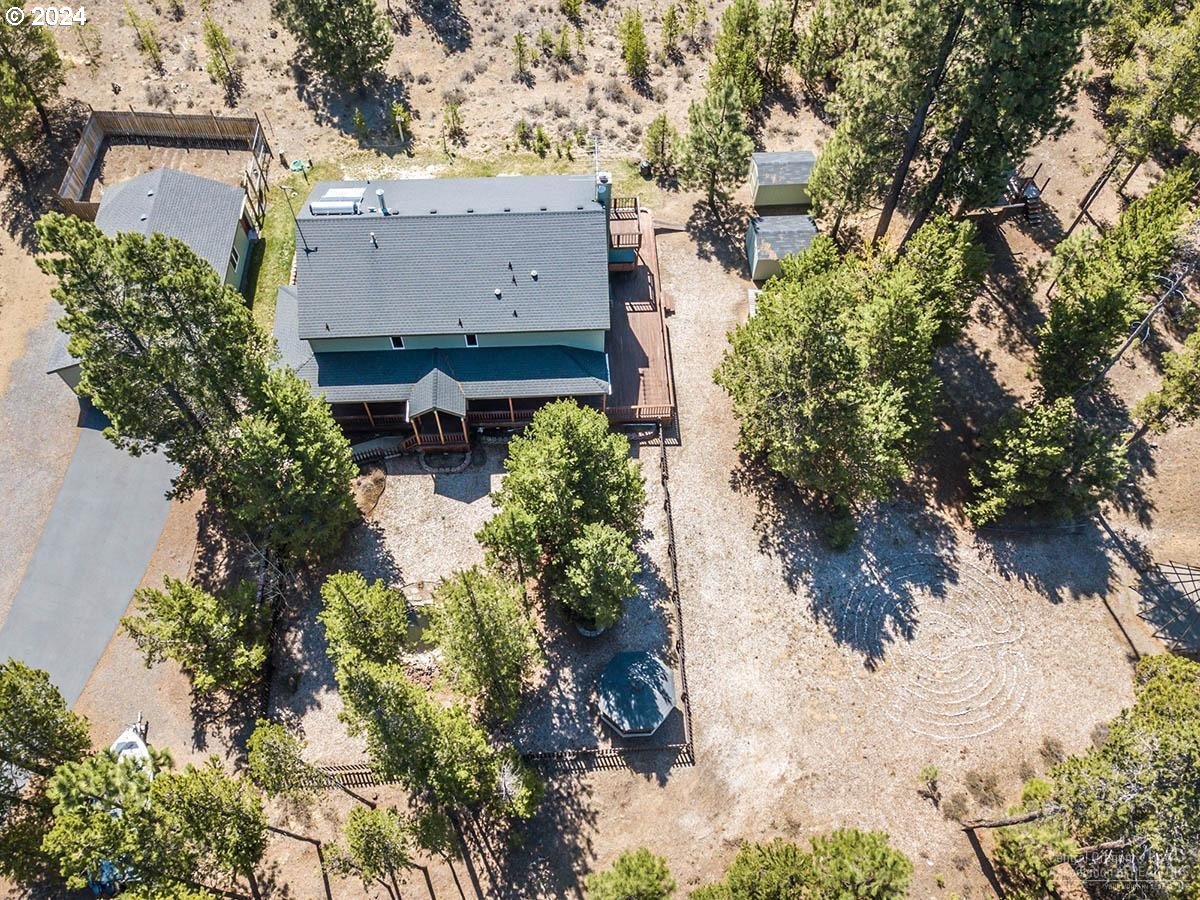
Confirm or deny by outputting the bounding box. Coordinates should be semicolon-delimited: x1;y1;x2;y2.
482;772;597;898
0;100;90;250
394;0;472;52
972;519;1117;606
976;221;1046;355
293;69;413;146
1085;387;1156;528
686;200;748;273
728;456;961;669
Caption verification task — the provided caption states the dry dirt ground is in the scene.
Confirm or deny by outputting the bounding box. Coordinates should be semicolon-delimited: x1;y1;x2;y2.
0;3;1197;898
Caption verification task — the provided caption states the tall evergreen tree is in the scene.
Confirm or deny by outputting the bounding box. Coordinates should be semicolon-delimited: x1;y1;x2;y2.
0;660;91;883
0;15;64;136
715;220;984;536
1133;328;1200;438
1106;4;1200;161
708;0;763;113
430;567;538;724
271;0;393;87
903;0;1093;240
679;76;754;207
1034;164;1196;398
37;215;357;560
319;571;409;670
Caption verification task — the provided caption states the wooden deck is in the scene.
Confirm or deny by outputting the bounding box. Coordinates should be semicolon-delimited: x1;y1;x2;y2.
606;208;675;423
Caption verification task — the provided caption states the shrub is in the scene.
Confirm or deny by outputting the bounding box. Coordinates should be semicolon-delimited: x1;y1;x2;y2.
586;847;675;899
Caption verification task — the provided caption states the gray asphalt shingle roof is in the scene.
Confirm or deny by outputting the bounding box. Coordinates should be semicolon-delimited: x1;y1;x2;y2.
410;368;467;417
751;215;819;261
752;151;817;186
293;175;610;340
274;286;610;404
95;168;245;277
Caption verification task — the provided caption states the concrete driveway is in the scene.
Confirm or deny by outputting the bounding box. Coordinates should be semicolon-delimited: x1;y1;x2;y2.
0;401;176;704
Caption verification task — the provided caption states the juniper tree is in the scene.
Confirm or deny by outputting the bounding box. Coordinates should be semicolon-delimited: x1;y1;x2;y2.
121;577;268;695
715;221;984;538
0;660;91;883
965;398;1127;526
325;806;414;894
1034;164;1197;399
679;76;754;207
1133;329;1200;438
586;847;675;899
0;13;65;135
429;566;538;723
708;0;762;113
319;571;409;670
619;9;650;83
272;0;392;86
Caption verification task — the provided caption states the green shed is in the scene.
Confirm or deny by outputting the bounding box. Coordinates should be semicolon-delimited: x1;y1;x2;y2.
745;215;818;281
749;151;817;208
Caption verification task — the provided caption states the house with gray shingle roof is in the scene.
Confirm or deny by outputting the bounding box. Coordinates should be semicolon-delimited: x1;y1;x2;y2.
275;172;635;445
49;168;254;390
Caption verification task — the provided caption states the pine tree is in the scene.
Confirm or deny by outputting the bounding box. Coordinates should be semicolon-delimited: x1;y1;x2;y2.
643;113;679;173
0;62;35;184
36;215;272;492
0;660;91;883
709;0;762;113
513;32;531;82
271;0;392;86
0;14;64;135
201;17;240;102
619;9;650;83
902;0;1093;240
121;577;268;695
36;216;356;560
246;719;322;807
679;77;754;207
429;567;538;723
662;4;682;59
1107;4;1200;161
759;0;796;89
1034;164;1197;399
560;522;639;630
335;659;500;808
210;369;359;561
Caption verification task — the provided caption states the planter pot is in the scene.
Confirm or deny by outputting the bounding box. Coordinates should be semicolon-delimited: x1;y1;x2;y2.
575;618;608;638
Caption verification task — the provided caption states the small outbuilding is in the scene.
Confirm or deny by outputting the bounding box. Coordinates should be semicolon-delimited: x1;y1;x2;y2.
595;651;676;739
749;151;816;208
745;214;818;281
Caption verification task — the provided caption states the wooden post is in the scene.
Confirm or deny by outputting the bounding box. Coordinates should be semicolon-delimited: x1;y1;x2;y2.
412;414;423;444
362;402;375;427
460;416;468;443
507;397;515;422
433;410;445;444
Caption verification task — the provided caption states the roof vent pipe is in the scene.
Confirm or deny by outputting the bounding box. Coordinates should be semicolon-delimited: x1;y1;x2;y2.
370;231;378;248
376;189;387;216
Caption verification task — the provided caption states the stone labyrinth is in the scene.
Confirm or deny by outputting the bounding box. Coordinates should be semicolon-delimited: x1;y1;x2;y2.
841;554;1030;741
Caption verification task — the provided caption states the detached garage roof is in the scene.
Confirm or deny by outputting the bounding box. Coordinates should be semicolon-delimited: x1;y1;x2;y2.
750;215;818;261
293;175;610;340
752;151;817;186
95;168;245;276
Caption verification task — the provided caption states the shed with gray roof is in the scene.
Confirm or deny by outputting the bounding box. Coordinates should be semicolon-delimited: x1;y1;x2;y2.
746;214;819;281
749;151;817;208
